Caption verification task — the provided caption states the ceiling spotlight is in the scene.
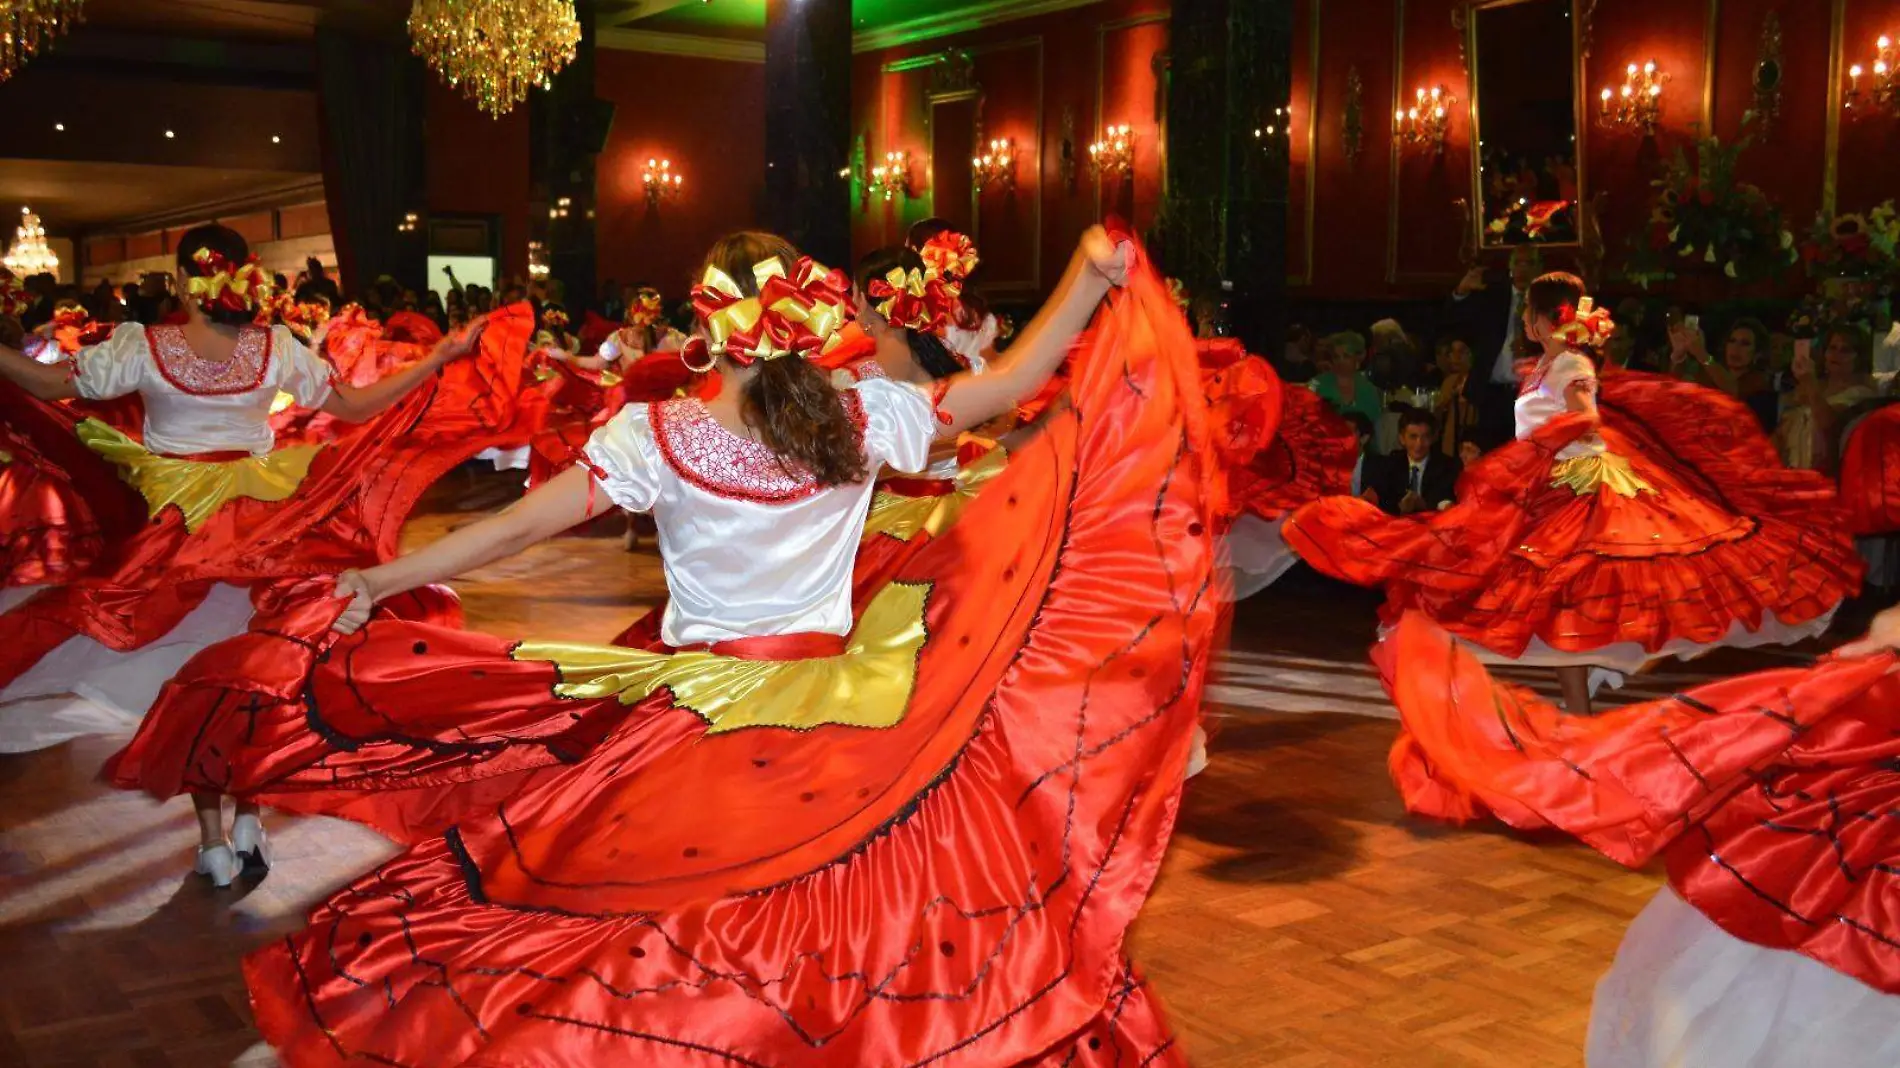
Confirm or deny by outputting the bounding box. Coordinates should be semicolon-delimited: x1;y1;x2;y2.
271;135;281;144
164;130;176;139
53;123;64;132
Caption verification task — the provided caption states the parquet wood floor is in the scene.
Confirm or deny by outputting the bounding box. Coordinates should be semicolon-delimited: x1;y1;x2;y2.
0;472;1849;1067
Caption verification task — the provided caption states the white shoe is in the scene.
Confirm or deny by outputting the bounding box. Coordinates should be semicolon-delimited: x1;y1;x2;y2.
196;842;241;888
1184;725;1210;780
231;812;271;877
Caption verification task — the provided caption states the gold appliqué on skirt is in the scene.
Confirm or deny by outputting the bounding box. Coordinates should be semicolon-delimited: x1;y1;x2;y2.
77;418;321;532
863;446;1009;543
513;581;931;734
1549;452;1655;498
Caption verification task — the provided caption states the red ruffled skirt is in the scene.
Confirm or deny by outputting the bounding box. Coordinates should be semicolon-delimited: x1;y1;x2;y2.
0;304;539;695
1375;611;1900;996
0;382;146;588
124;253;1221;1066
1840;402;1900;536
1285;373;1861;662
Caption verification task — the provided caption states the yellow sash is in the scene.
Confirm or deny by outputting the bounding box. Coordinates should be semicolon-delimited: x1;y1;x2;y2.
513;581;930;735
863;445;1009;544
77;419;321;532
1549;452;1655;499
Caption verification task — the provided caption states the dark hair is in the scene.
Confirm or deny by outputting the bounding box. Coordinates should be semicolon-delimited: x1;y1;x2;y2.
1725;316;1769;364
1396;406;1437;436
1342;411;1375;439
1525;271;1586;323
704;231;868;487
1822;323;1875;376
854;246;964;380
175;223;257;326
906;217;956;250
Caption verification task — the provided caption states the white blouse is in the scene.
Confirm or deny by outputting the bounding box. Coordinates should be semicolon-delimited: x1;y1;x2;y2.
1514;351;1605;460
73;323;335;457
583;376;937;646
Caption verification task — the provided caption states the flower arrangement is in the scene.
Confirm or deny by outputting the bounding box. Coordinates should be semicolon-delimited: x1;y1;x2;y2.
1624;124;1796;289
1799;201;1900;283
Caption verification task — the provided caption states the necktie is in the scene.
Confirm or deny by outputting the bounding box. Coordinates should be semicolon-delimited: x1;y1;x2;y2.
1410;463;1423;495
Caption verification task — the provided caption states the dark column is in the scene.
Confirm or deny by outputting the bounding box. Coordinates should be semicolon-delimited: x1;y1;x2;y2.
315;29;426;292
764;0;851;265
1157;0;1292;355
535;0;605;310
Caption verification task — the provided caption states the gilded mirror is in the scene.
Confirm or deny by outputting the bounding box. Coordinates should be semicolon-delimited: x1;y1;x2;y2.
1467;0;1583;247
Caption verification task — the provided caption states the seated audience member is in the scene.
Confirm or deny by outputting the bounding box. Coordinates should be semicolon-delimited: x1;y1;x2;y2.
1667;316;1780;431
1431;334;1478;458
1362;408;1461;516
1281;324;1319;383
1311;330;1385;436
1778;324;1880;473
1343;411;1377;497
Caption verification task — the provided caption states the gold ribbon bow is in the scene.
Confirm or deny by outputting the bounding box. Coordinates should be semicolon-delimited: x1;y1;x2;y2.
185;248;275;317
692;257;851;365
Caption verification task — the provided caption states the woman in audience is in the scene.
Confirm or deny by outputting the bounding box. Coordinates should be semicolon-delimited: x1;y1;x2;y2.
1310;330;1384;438
1778;324;1880;472
1667;316;1779;431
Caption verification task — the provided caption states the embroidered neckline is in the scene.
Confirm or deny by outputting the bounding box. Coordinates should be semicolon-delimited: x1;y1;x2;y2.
649;395;867;504
146;324;272;396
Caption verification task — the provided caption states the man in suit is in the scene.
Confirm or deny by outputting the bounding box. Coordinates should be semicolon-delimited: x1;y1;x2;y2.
1363;408;1461;516
1446;245;1541;449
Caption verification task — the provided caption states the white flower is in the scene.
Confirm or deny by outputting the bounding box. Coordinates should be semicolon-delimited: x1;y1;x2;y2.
1705;245;1718;263
1668;225;1681;242
1724;261;1739;279
1679;246;1697;258
1781;230;1795;249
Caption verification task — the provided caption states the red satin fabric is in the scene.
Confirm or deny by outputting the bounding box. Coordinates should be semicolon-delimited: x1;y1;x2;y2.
1285;372;1862;658
577;311;618;355
0;304;538;691
1226;373;1357;524
0;380;147;587
382;310;444;347
1376;611;1900;995
682;631;848;660
155;247;1218;1066
1840;403;1900;535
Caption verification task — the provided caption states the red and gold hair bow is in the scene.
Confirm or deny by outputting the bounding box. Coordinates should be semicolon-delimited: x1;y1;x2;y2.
261;293;333;341
625;288;664;328
686;256;853;367
186;248;275;318
542;306;570;332
1550;295;1616;349
918;231;980;287
867;266;958;335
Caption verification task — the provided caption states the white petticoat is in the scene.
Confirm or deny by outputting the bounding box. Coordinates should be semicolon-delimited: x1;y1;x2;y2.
1470;608;1837;695
1589;888;1900;1068
1224;514;1299;600
0;583;256;752
475;446;531;472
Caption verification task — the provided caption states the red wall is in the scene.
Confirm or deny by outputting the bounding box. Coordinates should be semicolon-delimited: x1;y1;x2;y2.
425;79;533;280
594;50;768;298
1293;0;1898;300
851;0;1171;296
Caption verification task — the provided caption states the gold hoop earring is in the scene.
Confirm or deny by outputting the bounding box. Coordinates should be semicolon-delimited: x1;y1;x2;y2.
681;343;718;374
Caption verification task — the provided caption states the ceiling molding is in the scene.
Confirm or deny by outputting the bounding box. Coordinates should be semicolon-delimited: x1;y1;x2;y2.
851;0;1108;53
102;177;327;236
597;28;765;63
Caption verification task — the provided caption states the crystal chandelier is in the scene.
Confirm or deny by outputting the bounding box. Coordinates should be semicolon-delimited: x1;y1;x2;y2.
2;0;84;83
407;0;580;119
4;208;58;277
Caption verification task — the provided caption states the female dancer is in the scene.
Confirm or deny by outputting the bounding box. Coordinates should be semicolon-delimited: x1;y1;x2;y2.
1287;272;1860;716
119;226;1219;1065
1375;609;1900;1067
907;218;998;369
0;224;530;864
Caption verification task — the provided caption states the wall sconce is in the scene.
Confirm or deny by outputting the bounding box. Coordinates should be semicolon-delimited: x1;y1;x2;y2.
972;137;1016;193
869;151;912;202
1846;35;1898;117
527;240;549;280
396;212;419;234
548;196;573;221
1599;60;1668;134
1088;124;1134;179
642;158;684;207
1254;105;1293;145
1393;86;1453;154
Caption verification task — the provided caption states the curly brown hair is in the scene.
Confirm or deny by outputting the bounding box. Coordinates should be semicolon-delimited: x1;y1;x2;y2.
700;232;868;487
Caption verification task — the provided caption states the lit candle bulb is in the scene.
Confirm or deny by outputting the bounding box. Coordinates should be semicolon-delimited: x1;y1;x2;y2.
1627;62;1638;76
1880;35;1892;49
1643;60;1656;75
1649;83;1661;97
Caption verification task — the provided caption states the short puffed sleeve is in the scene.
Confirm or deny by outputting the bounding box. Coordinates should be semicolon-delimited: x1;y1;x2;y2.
71;322;149;400
272;326;337;409
582;404;663;512
1543;351;1597;399
853;377;936;475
